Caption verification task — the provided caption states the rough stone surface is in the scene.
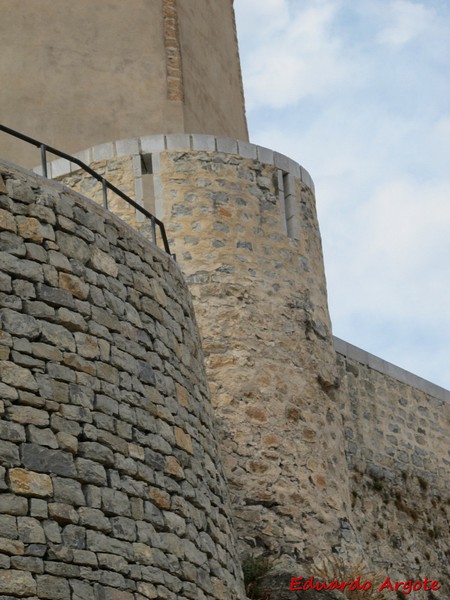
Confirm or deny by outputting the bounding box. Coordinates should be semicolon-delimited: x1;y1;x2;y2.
337;352;450;595
158;149;353;564
58;158;140;232
9;468;53;497
0;568;37;596
0;162;245;600
2;146;449;600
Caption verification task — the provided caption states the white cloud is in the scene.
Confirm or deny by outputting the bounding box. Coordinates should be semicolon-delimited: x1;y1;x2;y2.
432;116;450;160
375;0;436;47
322;175;450;386
236;0;352;109
327;178;450;310
234;0;450;388
234;0;290;40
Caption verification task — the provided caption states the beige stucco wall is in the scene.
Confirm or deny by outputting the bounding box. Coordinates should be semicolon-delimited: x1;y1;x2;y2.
0;0;248;168
178;0;248;141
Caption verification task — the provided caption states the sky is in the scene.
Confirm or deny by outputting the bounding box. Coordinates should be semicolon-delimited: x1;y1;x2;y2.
234;0;450;391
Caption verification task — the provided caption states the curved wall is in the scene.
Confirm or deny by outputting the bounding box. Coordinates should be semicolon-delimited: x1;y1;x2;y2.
157;146;358;565
45;135;360;567
30;135;450;595
154;141;450;595
0;161;246;600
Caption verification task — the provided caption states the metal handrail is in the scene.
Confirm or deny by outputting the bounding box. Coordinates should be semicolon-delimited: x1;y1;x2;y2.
0;123;172;257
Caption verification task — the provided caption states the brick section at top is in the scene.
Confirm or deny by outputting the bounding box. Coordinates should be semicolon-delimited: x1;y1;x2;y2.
163;0;184;102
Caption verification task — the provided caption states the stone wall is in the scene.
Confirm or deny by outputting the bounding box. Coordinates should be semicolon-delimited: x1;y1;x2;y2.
336;339;450;598
38;136;369;570
155;146;358;569
48;135;358;567
0;161;246;600
55;157;142;233
39;134;317;250
29;135;450;596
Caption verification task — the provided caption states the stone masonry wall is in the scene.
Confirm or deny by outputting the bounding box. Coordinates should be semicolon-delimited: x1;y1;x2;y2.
41;135;363;572
156;147;360;572
337;340;450;599
56;157;141;232
32;134;450;594
0;161;246;600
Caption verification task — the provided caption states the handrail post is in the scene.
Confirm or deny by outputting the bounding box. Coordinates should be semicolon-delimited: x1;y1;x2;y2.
102;179;108;209
40;144;48;178
151;216;157;245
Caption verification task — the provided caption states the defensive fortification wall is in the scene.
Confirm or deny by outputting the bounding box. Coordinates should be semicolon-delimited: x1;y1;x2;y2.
52;136;359;569
155;143;357;565
336;338;450;596
0;161;246;600
31;135;450;597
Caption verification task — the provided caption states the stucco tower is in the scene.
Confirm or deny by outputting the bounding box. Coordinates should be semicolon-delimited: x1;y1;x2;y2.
0;0;248;166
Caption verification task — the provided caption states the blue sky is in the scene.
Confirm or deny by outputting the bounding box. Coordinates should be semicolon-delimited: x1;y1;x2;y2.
234;0;450;390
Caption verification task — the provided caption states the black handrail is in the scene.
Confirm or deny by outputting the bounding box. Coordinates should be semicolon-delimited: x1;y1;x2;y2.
0;123;172;257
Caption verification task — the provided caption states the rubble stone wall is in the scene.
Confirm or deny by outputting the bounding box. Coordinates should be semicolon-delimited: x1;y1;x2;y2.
336;339;450;597
40;137;390;566
0;161;246;600
38;137;358;565
56;157;139;230
155;147;357;566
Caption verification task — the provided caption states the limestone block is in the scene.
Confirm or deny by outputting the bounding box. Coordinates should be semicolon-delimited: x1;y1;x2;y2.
140;135;166;154
0;208;17;232
115;138;140;156
0;569;36;596
21;444;76;478
17;215;55;242
0;493;28;515
59;272;89;299
174;427;194;454
0;361;37;391
89;247;119;277
18;516;46;544
37;574;71;600
0;252;44;282
8;406;49;427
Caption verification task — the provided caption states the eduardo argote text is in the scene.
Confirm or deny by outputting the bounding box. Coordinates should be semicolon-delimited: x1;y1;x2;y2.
289;575;441;594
